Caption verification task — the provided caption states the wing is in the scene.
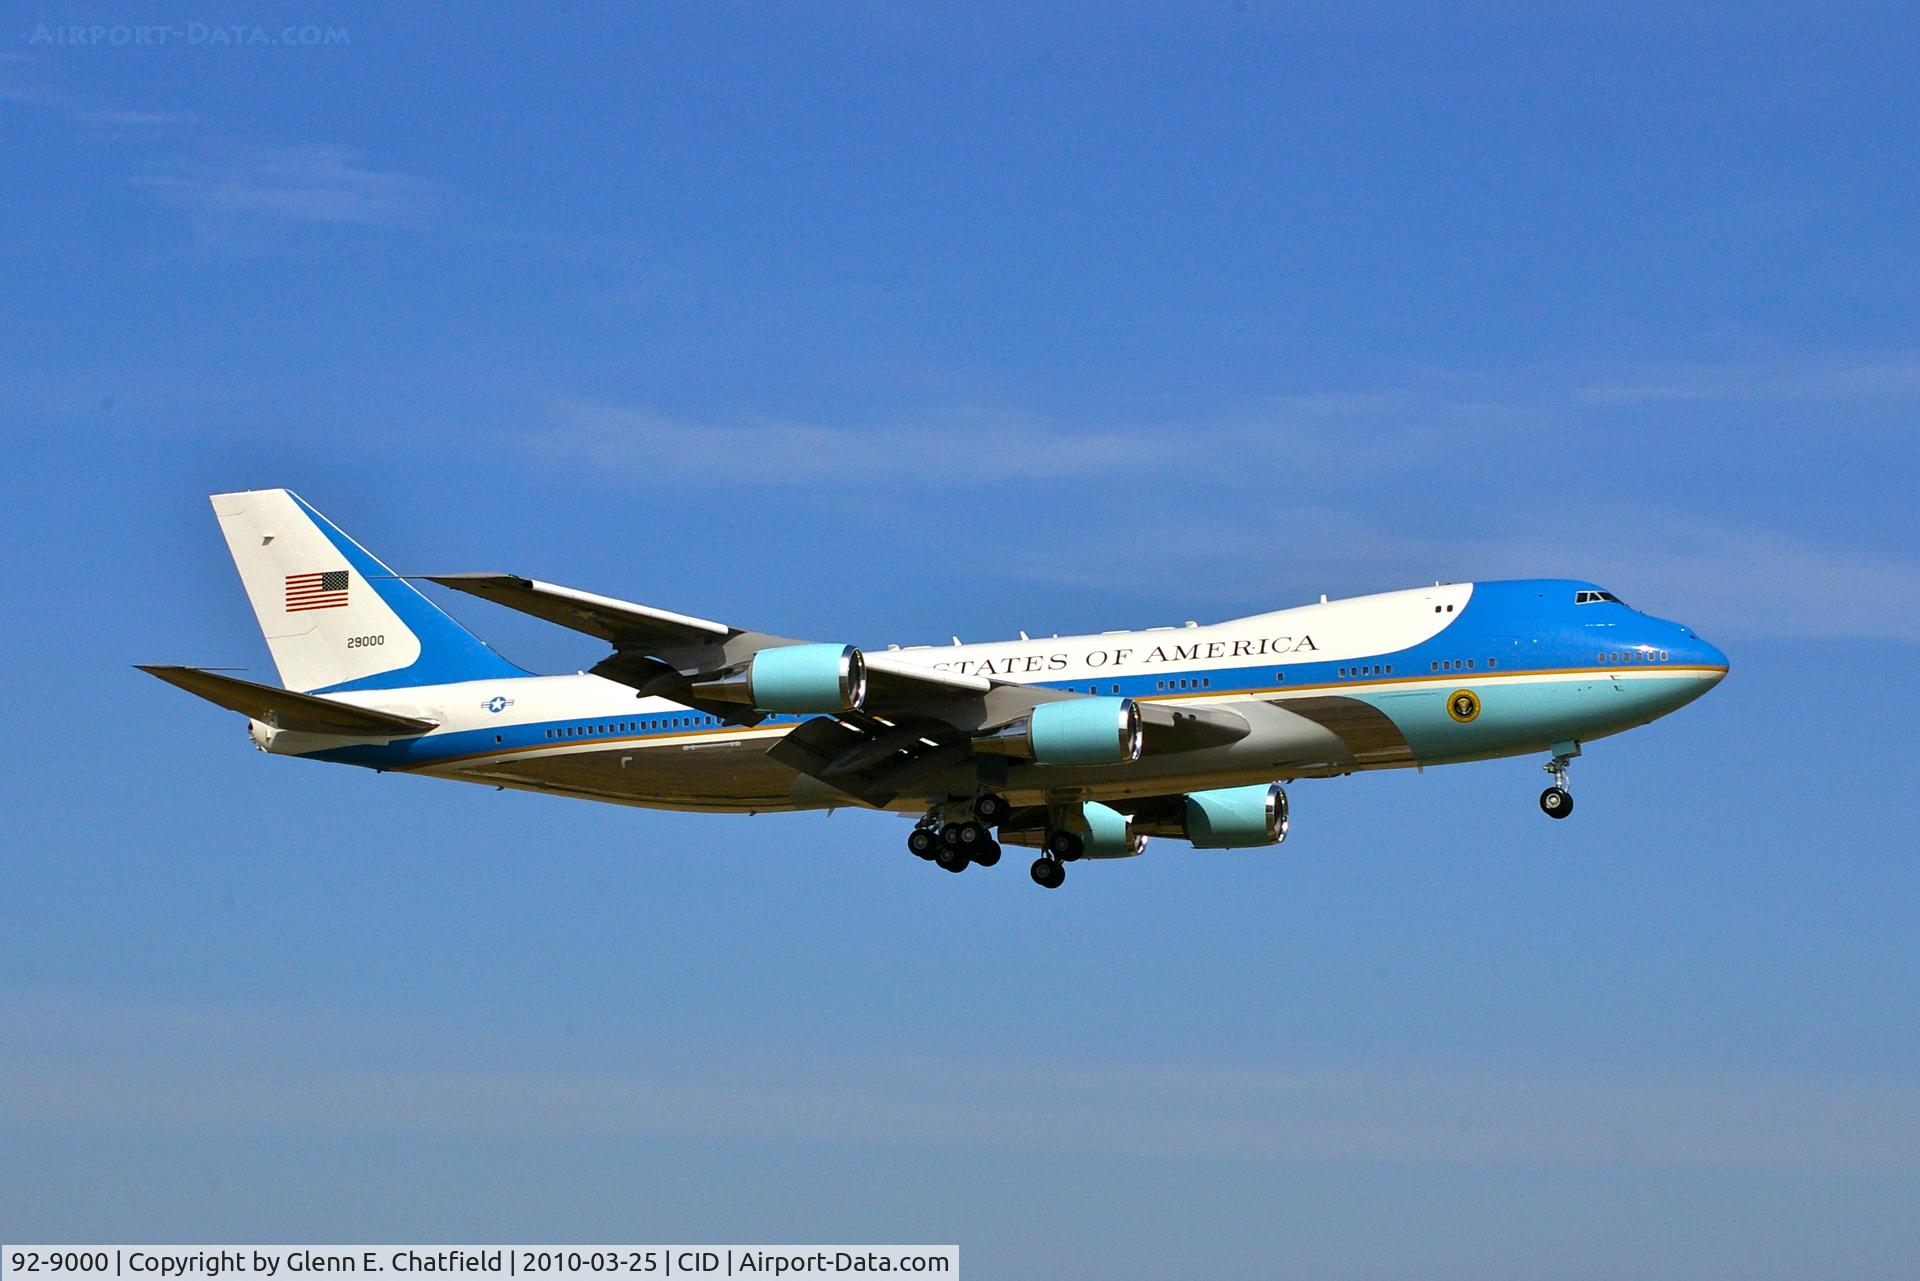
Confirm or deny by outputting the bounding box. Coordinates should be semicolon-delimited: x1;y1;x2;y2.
421;573;743;658
424;573;1248;804
422;573;993;707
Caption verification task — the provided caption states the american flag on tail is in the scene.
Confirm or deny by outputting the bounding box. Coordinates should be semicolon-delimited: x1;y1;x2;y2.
285;569;350;612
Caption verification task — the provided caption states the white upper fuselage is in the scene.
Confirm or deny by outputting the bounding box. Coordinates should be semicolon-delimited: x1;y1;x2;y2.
256;580;1728;814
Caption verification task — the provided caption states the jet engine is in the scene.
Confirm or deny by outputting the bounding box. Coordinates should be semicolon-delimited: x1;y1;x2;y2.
1076;800;1148;857
1136;782;1289;848
999;801;1148;859
690;642;868;713
973;696;1143;765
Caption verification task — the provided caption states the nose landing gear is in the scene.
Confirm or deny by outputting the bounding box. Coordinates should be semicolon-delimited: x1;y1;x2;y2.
1540;752;1576;819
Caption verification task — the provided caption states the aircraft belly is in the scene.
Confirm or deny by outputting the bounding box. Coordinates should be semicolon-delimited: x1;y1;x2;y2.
420;677;1689;815
444;739;799;811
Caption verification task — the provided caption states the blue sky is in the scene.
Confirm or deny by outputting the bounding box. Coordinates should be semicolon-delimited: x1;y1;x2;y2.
3;3;1917;1276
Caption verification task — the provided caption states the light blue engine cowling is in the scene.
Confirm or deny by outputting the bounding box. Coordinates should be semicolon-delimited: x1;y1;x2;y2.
1183;783;1289;848
1021;696;1144;765
1079;801;1147;858
748;643;868;712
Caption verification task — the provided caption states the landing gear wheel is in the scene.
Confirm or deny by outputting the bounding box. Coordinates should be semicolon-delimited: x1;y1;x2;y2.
971;839;1002;868
1030;857;1066;889
1044;829;1084;861
971;793;1010;825
945;820;987;852
936;852;970;873
907;827;940;859
1540;786;1573;819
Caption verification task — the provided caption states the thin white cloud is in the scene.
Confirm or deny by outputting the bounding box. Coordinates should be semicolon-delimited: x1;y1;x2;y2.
534;398;1173;483
1577;352;1920;406
4;994;1915;1172
1010;506;1920;643
537;349;1920;492
527;352;1920;644
2;72;436;231
136;142;441;227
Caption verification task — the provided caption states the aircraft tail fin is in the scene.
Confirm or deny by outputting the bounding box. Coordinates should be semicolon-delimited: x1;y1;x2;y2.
208;489;528;693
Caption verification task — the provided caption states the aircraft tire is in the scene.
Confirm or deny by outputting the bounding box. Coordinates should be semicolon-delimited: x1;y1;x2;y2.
937;852;970;873
1539;786;1574;819
907;827;940;859
1030;857;1065;889
971;839;1002;868
972;793;1010;825
1045;829;1084;861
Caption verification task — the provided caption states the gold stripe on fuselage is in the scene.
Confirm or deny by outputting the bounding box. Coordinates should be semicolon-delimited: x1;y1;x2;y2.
395;664;1728;773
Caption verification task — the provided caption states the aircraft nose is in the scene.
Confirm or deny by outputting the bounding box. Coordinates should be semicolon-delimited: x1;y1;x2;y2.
1676;627;1729;680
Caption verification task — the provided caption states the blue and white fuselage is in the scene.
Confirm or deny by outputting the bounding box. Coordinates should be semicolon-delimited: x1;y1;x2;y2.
251;584;1725;813
147;491;1728;885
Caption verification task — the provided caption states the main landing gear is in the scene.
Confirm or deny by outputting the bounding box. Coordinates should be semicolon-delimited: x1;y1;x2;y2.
1021;825;1084;888
1539;753;1575;819
907;793;1008;874
1029;856;1066;890
907;792;1088;888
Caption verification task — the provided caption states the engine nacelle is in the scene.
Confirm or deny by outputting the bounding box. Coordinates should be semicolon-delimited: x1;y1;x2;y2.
1176;782;1289;848
999;801;1148;860
1079;800;1148;858
973;696;1143;765
690;642;867;713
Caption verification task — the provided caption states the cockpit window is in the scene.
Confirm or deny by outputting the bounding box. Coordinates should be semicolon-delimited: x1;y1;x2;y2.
1576;589;1626;605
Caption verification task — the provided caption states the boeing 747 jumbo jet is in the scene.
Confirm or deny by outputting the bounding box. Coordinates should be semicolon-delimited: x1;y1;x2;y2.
145;490;1729;888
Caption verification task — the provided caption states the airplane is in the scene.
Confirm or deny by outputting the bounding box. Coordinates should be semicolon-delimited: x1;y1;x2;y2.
144;489;1729;889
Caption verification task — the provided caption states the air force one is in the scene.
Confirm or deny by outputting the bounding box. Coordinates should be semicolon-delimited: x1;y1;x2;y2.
144;489;1729;889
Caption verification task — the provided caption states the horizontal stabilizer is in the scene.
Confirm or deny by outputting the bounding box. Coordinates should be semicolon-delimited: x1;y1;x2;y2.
138;665;437;737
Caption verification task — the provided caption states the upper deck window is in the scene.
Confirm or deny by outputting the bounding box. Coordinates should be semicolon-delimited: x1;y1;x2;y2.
1576;589;1626;605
